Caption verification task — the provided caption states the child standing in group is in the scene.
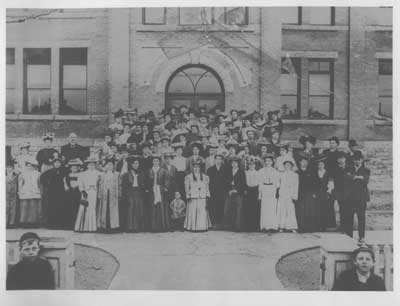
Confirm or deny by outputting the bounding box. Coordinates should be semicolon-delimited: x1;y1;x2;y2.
170;191;186;231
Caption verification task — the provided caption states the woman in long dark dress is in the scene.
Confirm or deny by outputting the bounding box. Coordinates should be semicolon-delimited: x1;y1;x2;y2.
121;156;147;232
148;155;171;232
314;156;334;231
63;159;83;229
296;154;318;233
40;158;67;229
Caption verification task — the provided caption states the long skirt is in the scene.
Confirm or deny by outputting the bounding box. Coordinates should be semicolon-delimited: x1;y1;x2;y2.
7;194;18;227
125;188;145;232
19;199;42;227
315;191;331;231
74;190;97;232
222;193;244;232
184;198;211;231
150;197;170;232
244;186;260;232
297;192;318;233
65;187;81;230
277;196;298;230
97;191;120;232
259;185;278;230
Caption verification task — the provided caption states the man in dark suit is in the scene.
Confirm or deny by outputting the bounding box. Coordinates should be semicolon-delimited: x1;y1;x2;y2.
206;154;229;228
331;151;353;232
60;133;89;163
323;136;342;173
7;232;55;290
332;247;385;291
345;151;370;243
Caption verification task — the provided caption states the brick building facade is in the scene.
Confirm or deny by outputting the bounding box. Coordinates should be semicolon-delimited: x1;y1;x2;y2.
5;7;393;211
6;7;392;142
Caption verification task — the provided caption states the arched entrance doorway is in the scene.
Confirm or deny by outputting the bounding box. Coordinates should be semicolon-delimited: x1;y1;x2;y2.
165;64;225;112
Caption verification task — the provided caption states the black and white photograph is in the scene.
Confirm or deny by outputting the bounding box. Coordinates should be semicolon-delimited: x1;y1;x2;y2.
2;0;398;304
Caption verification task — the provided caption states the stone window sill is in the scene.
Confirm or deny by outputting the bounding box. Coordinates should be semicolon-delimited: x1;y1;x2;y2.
365;25;392;32
367;119;392;127
282;24;348;31
283;119;347;125
6;114;108;121
134;24;256;32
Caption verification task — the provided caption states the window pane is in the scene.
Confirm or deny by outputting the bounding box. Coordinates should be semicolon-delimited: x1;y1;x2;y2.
24;48;51;65
319;61;330;71
375;8;392;26
379;97;392;117
180;7;212;25
27;89;51;114
309;74;330;95
309;7;331;25
6;65;16;89
144;8;165;24
6;89;16;114
280;96;298;119
280;7;299;24
308;96;330;119
379;75;392;96
379;59;392;75
7;48;15;65
196;72;221;93
198;99;221;112
61;90;87;114
280;74;298;95
225;7;247;25
27;65;51;88
169;72;194;93
60;48;87;65
63;65;87;89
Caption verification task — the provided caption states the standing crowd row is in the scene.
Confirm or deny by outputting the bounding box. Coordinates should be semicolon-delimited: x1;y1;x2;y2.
6;106;370;243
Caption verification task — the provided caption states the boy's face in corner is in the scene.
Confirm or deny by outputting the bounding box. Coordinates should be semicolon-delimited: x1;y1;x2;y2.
175;192;181;200
20;239;40;261
354;251;374;274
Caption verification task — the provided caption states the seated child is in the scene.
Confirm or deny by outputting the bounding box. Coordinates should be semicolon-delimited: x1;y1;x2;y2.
169;191;186;231
7;232;55;290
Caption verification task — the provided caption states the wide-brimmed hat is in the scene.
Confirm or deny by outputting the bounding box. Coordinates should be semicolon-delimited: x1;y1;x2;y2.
171;142;185;150
67;158;83;167
190;141;203;151
25;157;38;167
151;154;162;161
19;142;31;150
84;156;99;164
299;135;316;146
314;155;327;164
297;151;312;161
163;149;175;158
126;155;142;164
228;156;241;163
262;153;276;161
172;131;188;143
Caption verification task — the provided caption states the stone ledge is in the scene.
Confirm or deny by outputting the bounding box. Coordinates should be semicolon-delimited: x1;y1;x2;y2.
134;24;257;32
282;24;348;31
365;25;392;32
6;114;108;121
283;119;347;125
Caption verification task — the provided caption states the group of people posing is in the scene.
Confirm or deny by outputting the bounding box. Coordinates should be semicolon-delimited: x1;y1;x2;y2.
6;106;371;243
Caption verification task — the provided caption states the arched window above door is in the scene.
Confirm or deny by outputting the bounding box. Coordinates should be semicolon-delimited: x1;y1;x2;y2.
165;65;225;112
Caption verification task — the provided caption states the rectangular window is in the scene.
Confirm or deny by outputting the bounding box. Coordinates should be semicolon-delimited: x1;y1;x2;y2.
179;7;213;25
6;48;16;114
60;48;88;115
23;48;51;114
224;7;248;25
280;57;301;118
281;7;301;25
375;7;392;26
309;7;335;25
308;59;334;119
378;59;392;117
143;7;166;24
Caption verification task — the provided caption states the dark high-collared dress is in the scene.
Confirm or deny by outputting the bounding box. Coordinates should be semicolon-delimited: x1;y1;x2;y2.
206;164;228;225
222;168;246;232
296;168;318;233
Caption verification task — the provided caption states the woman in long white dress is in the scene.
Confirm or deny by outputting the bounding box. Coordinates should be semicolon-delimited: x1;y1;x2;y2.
258;154;280;232
184;160;211;232
74;157;101;232
277;160;299;232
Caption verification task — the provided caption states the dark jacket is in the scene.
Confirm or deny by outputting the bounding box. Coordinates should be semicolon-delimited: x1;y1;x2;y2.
331;165;353;202
332;269;385;291
207;165;229;197
348;165;370;203
7;257;55;290
225;168;246;196
60;143;88;163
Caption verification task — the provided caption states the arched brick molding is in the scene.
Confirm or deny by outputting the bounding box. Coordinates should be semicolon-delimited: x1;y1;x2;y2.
150;46;252;94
